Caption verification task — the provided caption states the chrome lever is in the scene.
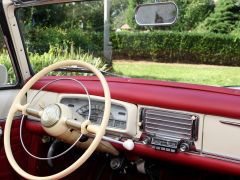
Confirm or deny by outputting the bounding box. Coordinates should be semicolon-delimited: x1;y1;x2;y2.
102;136;135;151
88;133;134;151
0;126;2;140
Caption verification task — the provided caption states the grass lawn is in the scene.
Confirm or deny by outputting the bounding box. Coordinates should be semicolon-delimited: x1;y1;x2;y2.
113;60;240;87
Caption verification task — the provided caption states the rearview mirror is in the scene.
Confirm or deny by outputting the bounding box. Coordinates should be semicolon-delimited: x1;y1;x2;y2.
135;2;178;26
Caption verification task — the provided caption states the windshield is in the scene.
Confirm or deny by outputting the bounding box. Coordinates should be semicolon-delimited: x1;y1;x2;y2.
16;0;240;87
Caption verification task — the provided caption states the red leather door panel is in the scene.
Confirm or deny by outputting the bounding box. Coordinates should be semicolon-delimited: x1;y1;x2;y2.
0;119;42;179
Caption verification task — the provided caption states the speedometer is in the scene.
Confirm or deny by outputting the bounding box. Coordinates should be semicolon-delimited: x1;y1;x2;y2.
60;97;128;130
76;104;114;125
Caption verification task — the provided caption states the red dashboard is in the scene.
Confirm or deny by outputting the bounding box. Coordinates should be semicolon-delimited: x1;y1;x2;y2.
27;76;240;175
32;76;240;119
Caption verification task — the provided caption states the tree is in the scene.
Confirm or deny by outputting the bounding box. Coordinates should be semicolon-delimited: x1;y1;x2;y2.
111;0;128;29
196;0;240;34
182;0;214;31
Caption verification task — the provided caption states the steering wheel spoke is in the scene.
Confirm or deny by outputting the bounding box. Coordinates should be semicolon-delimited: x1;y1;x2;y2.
65;119;101;135
87;124;102;134
15;103;27;113
26;107;43;118
65;119;82;131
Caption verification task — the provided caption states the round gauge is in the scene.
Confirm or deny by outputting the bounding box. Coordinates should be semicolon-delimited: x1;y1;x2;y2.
76;104;113;125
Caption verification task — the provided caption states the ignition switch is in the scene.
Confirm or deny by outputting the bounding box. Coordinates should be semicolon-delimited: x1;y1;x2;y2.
110;158;124;170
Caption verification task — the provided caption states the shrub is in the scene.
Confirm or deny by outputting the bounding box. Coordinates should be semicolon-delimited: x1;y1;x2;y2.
15;26;240;66
24;27;103;55
0;47;108;83
111;31;240;66
28;45;108;73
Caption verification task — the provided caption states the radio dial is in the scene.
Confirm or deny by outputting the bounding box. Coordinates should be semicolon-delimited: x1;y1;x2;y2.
179;142;190;152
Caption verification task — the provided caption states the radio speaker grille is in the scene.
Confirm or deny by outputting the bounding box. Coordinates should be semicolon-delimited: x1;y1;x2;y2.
141;108;198;140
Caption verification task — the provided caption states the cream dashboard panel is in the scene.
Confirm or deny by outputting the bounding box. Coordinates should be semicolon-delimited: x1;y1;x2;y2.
27;90;240;163
27;90;138;137
202;115;240;160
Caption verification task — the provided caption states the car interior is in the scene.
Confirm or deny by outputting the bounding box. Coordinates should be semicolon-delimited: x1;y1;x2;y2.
0;0;240;179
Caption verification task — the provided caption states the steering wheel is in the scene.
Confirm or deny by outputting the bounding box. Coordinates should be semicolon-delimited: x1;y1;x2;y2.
4;60;111;180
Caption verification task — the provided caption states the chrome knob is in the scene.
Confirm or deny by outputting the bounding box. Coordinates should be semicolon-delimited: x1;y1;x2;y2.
142;136;151;145
110;158;123;170
179;142;190;152
0;126;2;140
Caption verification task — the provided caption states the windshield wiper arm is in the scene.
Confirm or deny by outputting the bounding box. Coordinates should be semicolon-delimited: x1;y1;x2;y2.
54;66;128;78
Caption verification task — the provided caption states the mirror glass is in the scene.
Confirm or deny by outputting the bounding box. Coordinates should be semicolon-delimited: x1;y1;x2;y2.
135;2;178;26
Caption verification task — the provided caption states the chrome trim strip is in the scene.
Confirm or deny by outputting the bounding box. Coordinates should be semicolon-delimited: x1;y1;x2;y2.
145;126;191;137
220;120;240;127
146;111;192;121
145;121;192;131
202;151;240;164
145;116;192;126
0;115;22;122
183;151;240;164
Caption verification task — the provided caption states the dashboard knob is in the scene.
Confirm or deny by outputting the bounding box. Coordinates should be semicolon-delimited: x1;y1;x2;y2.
110;158;123;170
123;139;134;151
0;126;2;140
142;136;152;145
179;142;190;152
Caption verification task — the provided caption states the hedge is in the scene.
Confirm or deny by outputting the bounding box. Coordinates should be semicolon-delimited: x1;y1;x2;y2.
111;31;240;66
24;27;240;66
25;27;103;54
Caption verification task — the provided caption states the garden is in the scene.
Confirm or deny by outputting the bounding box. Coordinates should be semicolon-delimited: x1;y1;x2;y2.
1;0;240;86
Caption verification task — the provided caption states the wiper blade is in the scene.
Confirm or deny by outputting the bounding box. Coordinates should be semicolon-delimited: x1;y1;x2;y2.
12;0;100;7
54;66;128;78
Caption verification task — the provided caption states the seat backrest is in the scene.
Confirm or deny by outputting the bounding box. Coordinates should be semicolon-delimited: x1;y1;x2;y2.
0;64;8;85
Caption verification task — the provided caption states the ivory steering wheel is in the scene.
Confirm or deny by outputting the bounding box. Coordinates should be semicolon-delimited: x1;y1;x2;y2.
4;60;111;180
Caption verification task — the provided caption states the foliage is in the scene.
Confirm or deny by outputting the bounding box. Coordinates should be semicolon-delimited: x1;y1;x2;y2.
0;32;4;50
22;27;103;55
171;0;214;31
19;25;240;66
0;50;16;84
181;0;214;31
111;0;129;29
0;47;108;83
16;1;104;32
231;18;240;36
112;31;240;66
28;45;108;73
196;0;240;34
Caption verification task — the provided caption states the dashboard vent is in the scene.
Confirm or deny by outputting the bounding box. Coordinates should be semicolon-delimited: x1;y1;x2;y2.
141;108;198;140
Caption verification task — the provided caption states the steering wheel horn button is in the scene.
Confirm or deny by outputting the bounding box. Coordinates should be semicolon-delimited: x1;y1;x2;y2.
41;104;61;127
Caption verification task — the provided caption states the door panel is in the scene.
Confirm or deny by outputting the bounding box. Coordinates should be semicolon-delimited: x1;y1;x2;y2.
0;119;43;179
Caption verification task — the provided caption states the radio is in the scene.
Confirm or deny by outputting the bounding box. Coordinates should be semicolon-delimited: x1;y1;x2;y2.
142;135;194;153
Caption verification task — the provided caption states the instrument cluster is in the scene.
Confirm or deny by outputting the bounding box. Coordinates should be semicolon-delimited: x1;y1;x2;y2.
60;97;128;130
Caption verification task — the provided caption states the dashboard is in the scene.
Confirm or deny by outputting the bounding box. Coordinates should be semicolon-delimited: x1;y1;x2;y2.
28;90;202;152
27;76;240;175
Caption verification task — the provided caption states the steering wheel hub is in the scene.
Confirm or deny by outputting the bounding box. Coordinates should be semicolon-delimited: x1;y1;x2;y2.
41;104;61;127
